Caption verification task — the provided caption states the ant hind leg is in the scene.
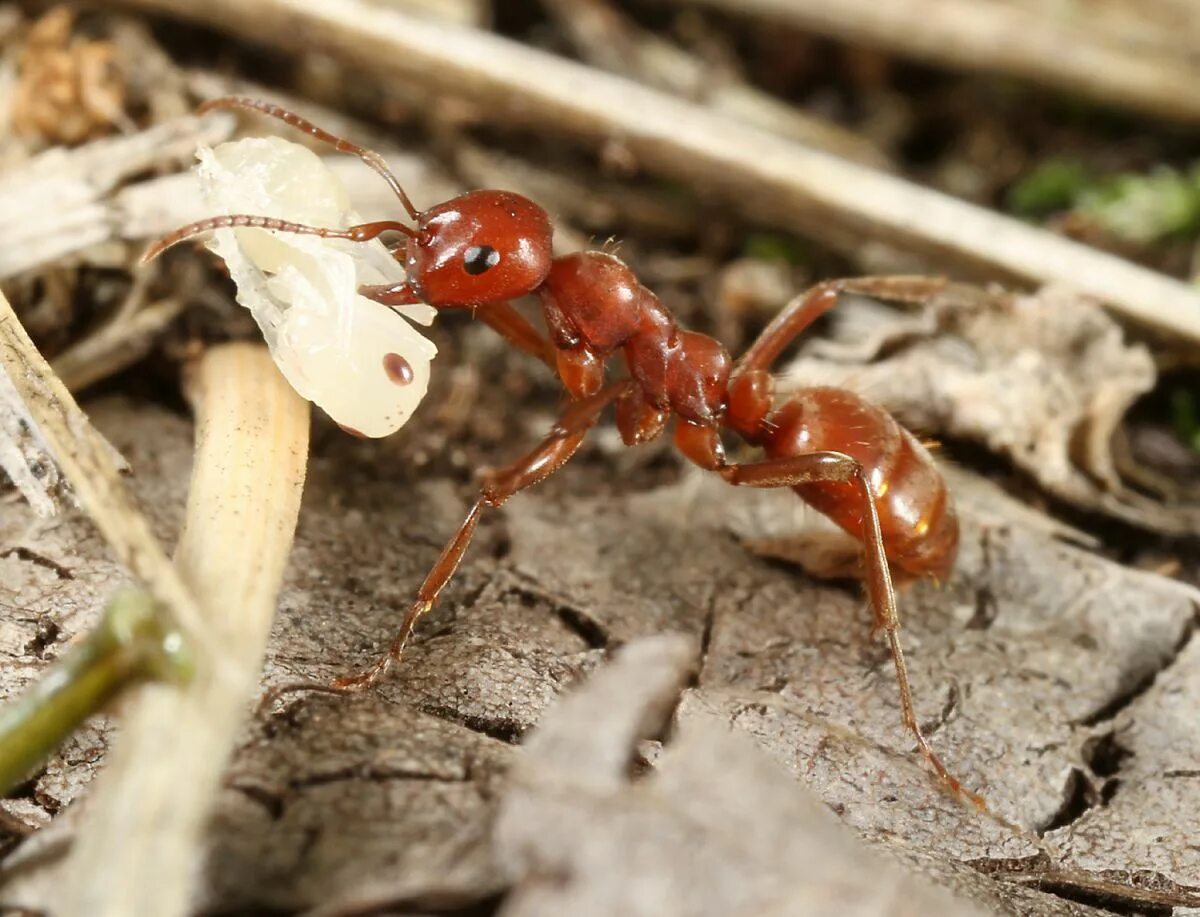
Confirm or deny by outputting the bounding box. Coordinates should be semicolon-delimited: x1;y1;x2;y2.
713;447;985;808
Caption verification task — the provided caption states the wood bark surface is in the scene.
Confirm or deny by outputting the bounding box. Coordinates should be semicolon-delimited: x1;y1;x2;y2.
1;393;1197;915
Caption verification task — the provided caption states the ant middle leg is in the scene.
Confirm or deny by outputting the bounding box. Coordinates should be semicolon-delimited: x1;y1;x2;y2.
331;380;632;692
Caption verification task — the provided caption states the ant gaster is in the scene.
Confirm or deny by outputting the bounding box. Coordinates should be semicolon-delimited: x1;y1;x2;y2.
148;97;980;807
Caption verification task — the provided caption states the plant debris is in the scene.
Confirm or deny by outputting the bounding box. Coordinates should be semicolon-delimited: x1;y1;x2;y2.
778;282;1200;535
2;2;1200;914
10;8;127;147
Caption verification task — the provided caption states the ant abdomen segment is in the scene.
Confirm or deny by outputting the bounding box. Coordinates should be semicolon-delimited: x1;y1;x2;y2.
149;97;980;807
762;387;959;582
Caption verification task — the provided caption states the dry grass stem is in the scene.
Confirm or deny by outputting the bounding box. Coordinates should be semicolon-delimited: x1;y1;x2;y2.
0;113;235;279
111;0;1200;342
55;343;309;917
0;287;205;645
664;0;1200;124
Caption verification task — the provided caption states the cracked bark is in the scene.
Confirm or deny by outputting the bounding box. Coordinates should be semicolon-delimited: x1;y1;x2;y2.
2;392;1199;914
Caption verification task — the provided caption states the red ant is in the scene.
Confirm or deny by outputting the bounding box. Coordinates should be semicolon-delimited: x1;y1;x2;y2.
148;97;981;808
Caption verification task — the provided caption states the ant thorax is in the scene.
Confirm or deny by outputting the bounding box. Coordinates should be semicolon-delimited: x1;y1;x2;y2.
196;136;437;437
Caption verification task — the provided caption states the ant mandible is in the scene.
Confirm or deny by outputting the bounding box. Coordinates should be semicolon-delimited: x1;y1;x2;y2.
147;97;981;808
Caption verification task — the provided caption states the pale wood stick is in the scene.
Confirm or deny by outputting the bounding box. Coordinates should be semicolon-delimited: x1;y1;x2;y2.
56;344;309;917
110;0;1200;341
542;0;889;165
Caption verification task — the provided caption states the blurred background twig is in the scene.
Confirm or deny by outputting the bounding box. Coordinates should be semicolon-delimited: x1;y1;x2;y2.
659;0;1200;124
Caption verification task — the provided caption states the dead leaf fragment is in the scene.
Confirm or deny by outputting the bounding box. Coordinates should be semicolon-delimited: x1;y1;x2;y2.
11;8;127;146
782;282;1198;534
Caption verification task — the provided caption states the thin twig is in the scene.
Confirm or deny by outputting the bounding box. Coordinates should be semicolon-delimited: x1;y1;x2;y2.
56;343;309;917
542;0;889;165
51;296;186;392
48;267;180;393
109;0;1200;342
661;0;1200;125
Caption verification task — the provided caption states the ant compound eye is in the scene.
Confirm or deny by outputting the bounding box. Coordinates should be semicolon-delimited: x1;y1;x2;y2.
463;244;500;275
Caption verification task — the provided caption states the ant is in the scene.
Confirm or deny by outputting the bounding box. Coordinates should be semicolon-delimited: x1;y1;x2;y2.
147;97;981;808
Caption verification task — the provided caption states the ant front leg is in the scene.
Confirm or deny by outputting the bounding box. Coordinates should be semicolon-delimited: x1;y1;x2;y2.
332;380;632;692
358;282;420;306
359;283;557;370
677;422;984;808
474;303;559;369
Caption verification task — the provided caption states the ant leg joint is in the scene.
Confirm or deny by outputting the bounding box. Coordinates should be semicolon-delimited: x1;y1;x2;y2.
481;486;507;509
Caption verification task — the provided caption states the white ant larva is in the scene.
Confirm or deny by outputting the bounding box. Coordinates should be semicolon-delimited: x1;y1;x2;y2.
195;136;437;438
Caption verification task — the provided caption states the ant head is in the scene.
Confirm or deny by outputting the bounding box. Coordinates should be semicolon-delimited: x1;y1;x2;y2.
407;190;554;307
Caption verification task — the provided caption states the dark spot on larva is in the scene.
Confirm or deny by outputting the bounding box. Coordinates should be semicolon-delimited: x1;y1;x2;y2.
338;424;367;439
383;352;415;385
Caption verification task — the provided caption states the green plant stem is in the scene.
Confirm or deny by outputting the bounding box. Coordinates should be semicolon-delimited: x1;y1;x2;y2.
0;589;190;796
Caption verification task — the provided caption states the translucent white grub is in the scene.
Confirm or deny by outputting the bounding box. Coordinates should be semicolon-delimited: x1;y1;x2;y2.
196;136;436;438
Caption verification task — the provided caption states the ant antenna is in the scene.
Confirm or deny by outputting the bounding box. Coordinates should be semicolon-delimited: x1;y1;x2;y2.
199;96;421;221
141;215;417;263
